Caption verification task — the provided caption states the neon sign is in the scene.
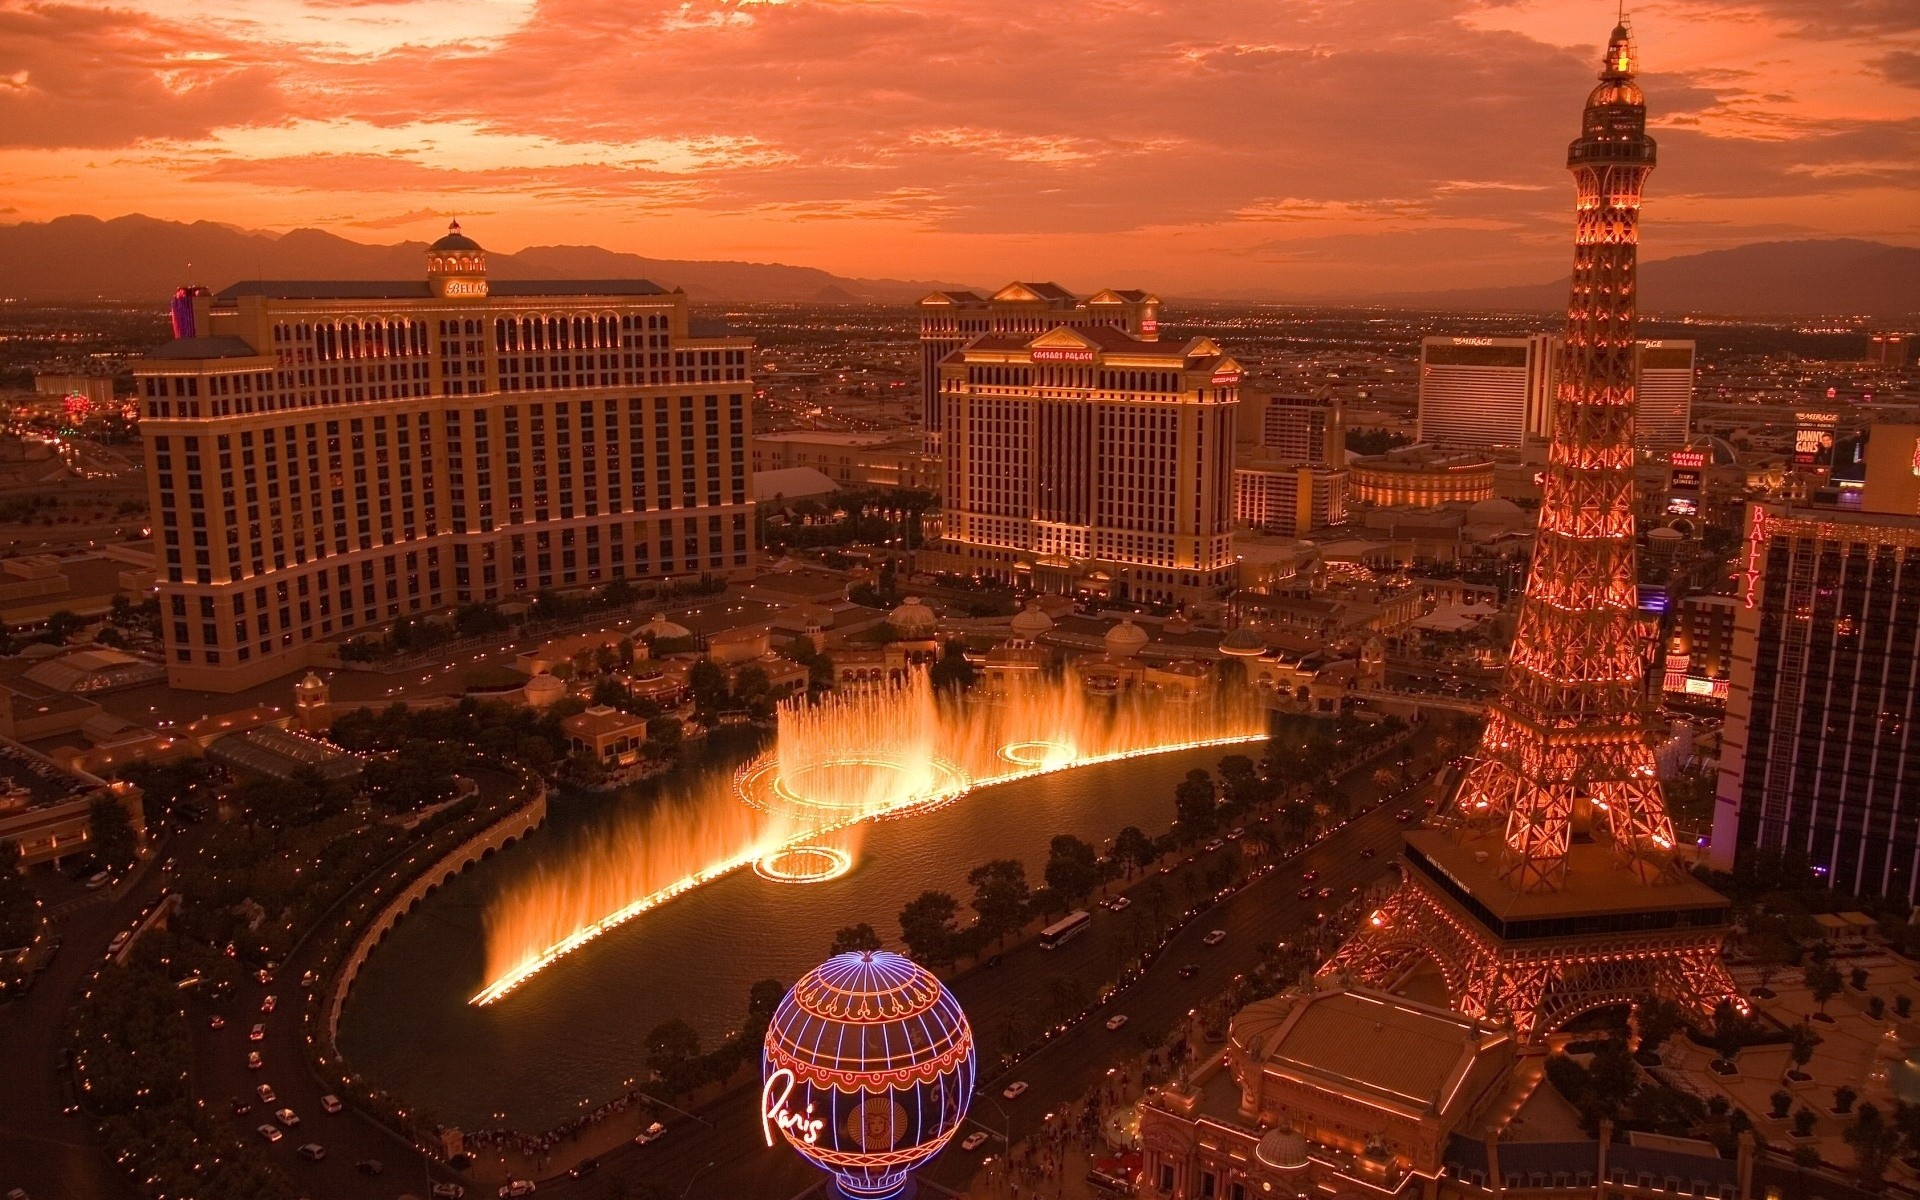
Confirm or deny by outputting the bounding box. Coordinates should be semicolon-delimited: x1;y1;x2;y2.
761;1069;825;1148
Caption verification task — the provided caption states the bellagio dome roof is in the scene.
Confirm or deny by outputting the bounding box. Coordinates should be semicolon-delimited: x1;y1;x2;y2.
888;596;938;638
1010;601;1053;641
1105;619;1148;659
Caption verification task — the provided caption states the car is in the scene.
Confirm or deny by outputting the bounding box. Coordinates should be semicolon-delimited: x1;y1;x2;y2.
1301;869;1319;883
355;1159;384;1176
257;1124;282;1143
431;1186;467;1200
1108;896;1131;911
246;1051;263;1070
1359;848;1377;859
297;1142;325;1162
208;1014;226;1030
260;994;276;1013
1105;1014;1130;1031
319;1094;343;1114
1002;1081;1029;1100
498;1182;537;1198
961;1131;990;1152
634;1122;665;1145
256;1084;276;1104
568;1158;599;1178
1202;929;1227;947
1178;963;1200;979
249;1024;266;1042
230;1096;253;1116
275;1107;300;1128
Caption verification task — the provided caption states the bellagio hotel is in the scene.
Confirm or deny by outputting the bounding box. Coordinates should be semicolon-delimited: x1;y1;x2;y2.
134;223;753;692
921;323;1241;606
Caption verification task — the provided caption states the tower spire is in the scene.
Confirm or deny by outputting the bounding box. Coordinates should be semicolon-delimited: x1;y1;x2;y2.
1316;20;1738;1042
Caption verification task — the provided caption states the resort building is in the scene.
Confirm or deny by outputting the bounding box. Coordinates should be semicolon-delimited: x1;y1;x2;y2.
917;283;1158;447
132;222;755;692
1712;501;1920;898
918;325;1241;606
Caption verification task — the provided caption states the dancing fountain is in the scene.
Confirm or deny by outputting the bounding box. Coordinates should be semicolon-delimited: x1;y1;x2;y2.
472;668;1263;1006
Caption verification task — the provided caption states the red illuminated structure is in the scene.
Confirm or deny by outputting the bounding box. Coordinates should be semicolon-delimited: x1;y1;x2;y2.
1322;23;1737;1040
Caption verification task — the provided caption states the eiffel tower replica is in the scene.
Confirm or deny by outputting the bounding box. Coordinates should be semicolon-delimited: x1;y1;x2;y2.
1321;22;1738;1040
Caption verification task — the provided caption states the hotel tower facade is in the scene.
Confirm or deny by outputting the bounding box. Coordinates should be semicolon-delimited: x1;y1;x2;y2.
134;224;754;692
919;324;1241;606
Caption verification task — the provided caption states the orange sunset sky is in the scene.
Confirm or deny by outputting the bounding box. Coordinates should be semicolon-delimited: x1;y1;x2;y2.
1;0;1916;295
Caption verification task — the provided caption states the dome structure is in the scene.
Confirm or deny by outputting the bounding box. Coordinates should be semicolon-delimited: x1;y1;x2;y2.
523;672;567;709
1255;1127;1310;1172
1219;627;1266;658
887;596;937;640
428;218;484;253
1105;619;1148;659
1009;601;1053;642
639;614;693;643
763;951;975;1200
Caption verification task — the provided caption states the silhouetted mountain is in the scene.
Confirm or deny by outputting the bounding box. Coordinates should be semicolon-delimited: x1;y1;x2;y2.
0;214;977;304
1366;239;1920;317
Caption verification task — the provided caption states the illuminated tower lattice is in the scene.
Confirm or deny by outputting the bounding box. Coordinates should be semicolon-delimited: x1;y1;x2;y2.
1321;24;1738;1040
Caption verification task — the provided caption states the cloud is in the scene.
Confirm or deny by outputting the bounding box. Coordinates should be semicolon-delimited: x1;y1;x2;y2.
0;0;1914;294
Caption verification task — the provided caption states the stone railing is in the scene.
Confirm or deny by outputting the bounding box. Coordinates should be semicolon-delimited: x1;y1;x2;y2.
324;778;547;1043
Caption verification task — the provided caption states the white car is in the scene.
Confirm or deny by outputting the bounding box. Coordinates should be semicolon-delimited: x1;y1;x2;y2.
319;1094;343;1114
961;1131;990;1152
1002;1081;1029;1100
257;1124;282;1143
1106;1014;1130;1031
1202;929;1227;946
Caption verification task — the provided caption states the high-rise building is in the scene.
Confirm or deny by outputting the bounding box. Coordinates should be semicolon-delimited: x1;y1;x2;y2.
134;223;755;692
1634;339;1695;451
1233;462;1347;536
1415;334;1557;449
916;284;1157;447
1324;24;1736;1038
1868;332;1914;368
1711;502;1920;898
919;324;1240;605
1245;391;1342;464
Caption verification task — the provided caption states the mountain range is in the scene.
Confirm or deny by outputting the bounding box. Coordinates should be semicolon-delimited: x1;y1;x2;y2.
0;215;1914;317
0;214;975;305
1363;239;1920;317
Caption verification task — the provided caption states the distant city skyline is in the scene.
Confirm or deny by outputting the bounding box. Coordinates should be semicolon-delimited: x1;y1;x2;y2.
2;0;1915;296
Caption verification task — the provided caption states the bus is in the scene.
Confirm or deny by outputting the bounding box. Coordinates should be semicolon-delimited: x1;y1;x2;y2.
1038;910;1091;950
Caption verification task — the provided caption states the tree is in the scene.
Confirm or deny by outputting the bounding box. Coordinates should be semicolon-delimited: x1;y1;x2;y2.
1111;826;1156;879
929;640;977;693
1806;960;1844;1016
645;1019;702;1081
1787;1021;1821;1081
688;659;729;712
87;794;137;869
1845;1103;1901;1187
1174;770;1217;842
967;859;1031;944
830;923;882;955
1044;835;1102;907
898;891;960;965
